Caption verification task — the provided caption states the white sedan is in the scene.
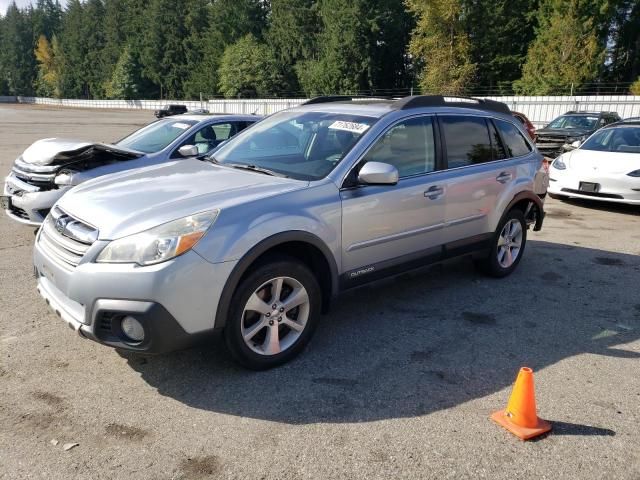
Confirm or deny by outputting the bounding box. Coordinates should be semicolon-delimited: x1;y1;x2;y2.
548;121;640;205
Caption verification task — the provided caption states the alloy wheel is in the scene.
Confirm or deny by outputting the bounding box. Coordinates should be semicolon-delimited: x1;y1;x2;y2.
497;219;523;268
241;276;310;356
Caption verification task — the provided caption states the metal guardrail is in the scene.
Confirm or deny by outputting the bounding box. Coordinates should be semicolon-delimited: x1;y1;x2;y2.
2;95;639;127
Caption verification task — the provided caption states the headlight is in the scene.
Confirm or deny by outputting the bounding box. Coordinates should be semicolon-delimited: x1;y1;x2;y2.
552;157;567;170
566;135;586;144
54;171;75;186
96;210;219;265
627;170;640;177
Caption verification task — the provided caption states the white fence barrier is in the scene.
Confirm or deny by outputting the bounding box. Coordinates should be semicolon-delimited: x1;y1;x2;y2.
2;95;639;127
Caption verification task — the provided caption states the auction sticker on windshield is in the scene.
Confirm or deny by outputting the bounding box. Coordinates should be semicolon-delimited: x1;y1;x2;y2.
172;122;191;130
329;121;370;134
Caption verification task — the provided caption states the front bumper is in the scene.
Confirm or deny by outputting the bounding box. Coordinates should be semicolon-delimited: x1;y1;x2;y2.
4;172;68;225
33;235;238;353
548;170;640;205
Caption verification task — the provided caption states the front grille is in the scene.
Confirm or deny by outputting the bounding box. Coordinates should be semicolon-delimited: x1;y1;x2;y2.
537;136;567;144
561;188;624;199
8;205;29;219
12;160;59;191
38;208;98;269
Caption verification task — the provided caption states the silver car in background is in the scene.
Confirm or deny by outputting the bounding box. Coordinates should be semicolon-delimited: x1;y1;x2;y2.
2;113;259;225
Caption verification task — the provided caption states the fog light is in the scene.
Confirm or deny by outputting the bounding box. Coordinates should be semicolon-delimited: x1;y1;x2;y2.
121;316;144;342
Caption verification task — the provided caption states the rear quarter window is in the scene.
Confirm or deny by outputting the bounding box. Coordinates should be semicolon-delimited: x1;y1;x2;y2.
495;119;532;157
440;116;493;168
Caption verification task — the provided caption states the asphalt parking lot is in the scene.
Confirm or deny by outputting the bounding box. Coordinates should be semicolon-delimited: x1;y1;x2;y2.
1;104;639;480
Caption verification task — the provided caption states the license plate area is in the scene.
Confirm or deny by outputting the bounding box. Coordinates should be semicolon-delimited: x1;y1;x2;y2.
0;195;11;210
579;182;599;193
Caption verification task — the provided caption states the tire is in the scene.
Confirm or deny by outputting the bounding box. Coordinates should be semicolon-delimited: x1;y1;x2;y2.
224;256;321;370
548;193;566;201
476;209;527;278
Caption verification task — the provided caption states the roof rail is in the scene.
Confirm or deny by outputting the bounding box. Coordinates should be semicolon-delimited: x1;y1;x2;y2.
302;95;353;105
393;95;511;114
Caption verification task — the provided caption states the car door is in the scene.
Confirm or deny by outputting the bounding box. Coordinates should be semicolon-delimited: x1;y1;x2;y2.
340;115;448;277
436;115;515;247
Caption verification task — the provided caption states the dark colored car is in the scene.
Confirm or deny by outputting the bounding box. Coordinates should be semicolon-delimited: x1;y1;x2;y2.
154;104;188;118
535;111;621;158
512;111;536;140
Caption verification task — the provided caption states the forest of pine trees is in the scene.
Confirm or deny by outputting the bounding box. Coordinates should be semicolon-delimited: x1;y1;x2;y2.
1;0;639;99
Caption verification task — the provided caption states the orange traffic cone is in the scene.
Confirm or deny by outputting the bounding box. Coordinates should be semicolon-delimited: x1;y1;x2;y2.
491;367;551;440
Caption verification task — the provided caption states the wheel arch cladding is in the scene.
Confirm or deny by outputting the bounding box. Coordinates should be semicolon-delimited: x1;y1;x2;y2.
505;191;545;231
214;231;338;329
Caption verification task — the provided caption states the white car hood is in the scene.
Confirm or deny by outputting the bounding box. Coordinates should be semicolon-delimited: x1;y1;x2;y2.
20;138;141;166
565;149;640;175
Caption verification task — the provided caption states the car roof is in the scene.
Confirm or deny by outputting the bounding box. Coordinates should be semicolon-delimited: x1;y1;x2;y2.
292;95;512;119
605;120;640;128
164;114;261;122
563;111;616;116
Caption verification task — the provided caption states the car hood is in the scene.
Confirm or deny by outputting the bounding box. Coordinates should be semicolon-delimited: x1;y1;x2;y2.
57;159;307;239
564;149;640;175
20;138;142;166
536;128;592;137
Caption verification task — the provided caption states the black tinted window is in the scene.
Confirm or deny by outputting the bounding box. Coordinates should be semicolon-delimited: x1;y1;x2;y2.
495;119;532;157
488;121;507;160
441;116;492;168
362;116;436;178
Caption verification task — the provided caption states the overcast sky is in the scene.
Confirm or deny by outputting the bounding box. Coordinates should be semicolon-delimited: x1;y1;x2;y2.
0;0;67;15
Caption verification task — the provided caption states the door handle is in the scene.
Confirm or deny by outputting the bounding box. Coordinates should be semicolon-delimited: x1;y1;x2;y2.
496;172;512;184
424;185;444;200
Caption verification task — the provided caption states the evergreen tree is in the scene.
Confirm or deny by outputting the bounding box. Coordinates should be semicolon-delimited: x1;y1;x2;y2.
606;0;640;85
295;0;373;95
58;0;87;97
141;0;189;98
464;0;538;93
218;34;285;98
104;46;139;98
514;1;602;94
31;0;63;42
0;3;36;95
406;0;476;95
267;0;319;66
185;0;268;98
182;0;215;99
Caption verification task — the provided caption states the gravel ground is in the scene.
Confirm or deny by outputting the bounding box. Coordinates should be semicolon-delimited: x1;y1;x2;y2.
1;104;639;480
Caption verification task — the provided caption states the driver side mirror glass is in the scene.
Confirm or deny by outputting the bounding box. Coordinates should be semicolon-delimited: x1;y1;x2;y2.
178;145;199;157
358;162;399;185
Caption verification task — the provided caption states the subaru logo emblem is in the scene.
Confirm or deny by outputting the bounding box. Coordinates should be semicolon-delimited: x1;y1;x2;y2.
55;217;66;233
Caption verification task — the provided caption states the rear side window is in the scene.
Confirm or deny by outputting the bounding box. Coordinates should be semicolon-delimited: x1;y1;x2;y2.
441;116;493;168
495;119;532;157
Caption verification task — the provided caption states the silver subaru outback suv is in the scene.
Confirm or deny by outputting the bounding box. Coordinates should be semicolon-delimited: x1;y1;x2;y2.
33;96;545;369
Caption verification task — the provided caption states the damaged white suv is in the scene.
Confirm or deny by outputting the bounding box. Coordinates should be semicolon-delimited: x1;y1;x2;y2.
2;113;258;225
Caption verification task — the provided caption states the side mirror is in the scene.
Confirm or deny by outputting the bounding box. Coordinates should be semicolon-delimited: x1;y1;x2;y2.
178;145;199;157
571;140;581;148
358;162;399;185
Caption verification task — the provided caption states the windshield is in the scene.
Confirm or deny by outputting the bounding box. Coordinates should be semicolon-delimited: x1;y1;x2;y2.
116;119;197;153
211;111;377;180
580;127;640;153
547;115;598;130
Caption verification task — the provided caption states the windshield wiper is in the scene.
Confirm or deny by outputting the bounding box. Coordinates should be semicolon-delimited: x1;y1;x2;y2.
225;163;288;178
